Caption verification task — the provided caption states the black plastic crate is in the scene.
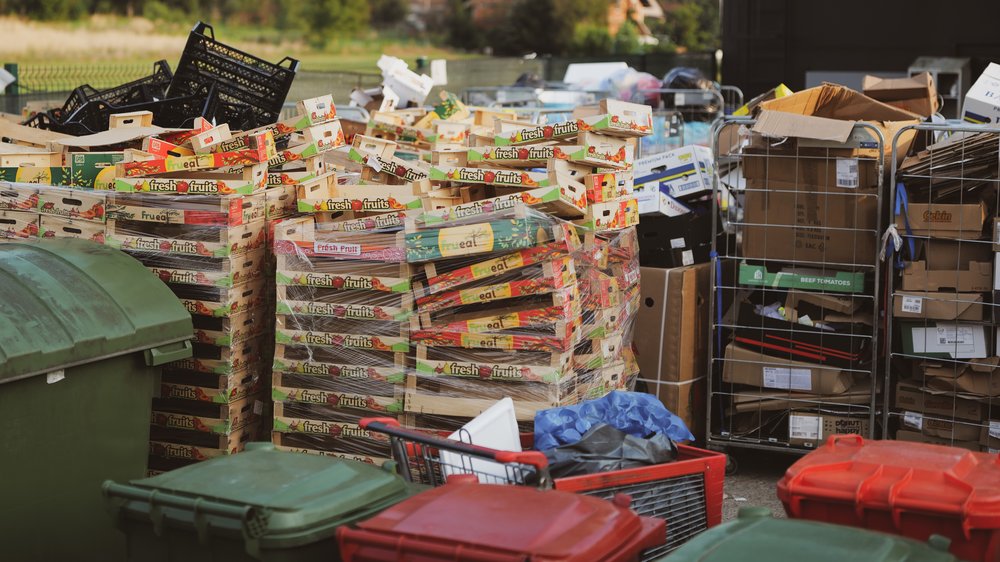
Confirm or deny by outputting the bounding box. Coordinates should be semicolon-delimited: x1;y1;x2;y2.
168;22;298;129
49;82;222;135
60;60;173;117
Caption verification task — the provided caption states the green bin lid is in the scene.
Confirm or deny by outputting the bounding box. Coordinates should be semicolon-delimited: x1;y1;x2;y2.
658;507;958;562
0;239;193;383
106;443;415;551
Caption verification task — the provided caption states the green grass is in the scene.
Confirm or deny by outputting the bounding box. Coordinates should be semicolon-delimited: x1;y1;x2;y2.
1;15;481;74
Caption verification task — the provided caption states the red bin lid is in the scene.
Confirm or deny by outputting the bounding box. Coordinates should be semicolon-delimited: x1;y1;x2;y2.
342;477;665;561
778;435;1000;532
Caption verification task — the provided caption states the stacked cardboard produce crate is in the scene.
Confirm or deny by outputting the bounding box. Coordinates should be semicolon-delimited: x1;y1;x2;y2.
105;123;276;474
267;98;651;458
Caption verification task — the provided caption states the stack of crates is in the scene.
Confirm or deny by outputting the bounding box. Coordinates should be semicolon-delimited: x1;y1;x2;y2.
104;124;276;475
270;217;412;464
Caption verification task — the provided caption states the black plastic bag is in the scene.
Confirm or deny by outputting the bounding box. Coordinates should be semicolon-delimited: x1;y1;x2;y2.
542;423;678;478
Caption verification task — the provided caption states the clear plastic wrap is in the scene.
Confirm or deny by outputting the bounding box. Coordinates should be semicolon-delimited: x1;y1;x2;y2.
270;201;640;456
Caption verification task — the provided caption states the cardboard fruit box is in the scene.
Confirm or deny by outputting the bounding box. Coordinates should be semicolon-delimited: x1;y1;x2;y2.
117;137;275;177
272;217;407;262
106;219;266;258
171;279;267;318
404;215;557;263
0;166;72;185
37;215;106;244
151;395;261;435
0;182;38;211
143;248;266;289
295;173;423;213
192;309;269;347
37;187;106;223
149;423;258;461
113;163;268;195
161;371;262;405
576;197;640;232
105;192;266;227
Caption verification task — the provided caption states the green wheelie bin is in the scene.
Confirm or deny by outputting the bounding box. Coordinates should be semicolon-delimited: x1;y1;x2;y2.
0;239;194;562
102;442;422;562
654;506;959;562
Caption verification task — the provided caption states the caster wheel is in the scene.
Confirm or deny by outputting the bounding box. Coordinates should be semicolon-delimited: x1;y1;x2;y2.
725;454;738;476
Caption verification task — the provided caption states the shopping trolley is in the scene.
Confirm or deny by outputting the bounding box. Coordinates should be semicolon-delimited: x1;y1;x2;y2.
360;417;726;558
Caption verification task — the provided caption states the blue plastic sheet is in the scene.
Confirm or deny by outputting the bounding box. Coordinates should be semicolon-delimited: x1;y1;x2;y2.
534;391;695;451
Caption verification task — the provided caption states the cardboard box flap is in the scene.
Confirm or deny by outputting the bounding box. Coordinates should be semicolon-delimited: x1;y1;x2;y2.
862;73;936;101
55;126;177;148
753;110;855;143
894;291;984;320
760;83;921;122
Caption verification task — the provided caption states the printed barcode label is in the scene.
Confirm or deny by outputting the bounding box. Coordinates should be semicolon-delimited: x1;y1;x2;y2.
675;93;686;106
903;411;923;430
254;400;263;415
762;367;812;391
670;237;686;249
936;325;975;346
990;420;1000;439
789;414;822;441
314;242;362;256
901;295;923;314
836;157;860;188
681;250;694;266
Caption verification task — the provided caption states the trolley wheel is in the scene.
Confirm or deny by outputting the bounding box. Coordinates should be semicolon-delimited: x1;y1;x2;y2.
725;453;739;476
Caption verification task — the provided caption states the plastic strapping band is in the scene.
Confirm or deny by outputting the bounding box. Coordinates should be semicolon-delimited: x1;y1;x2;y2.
892;182;917;269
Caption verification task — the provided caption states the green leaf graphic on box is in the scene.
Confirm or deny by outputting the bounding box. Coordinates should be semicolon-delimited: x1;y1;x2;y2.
386;372;405;384
275;302;293;314
274;418;290;431
428;167;450;181
272;388;290;402
275;271;295;285
387;402;404;414
275;331;293;344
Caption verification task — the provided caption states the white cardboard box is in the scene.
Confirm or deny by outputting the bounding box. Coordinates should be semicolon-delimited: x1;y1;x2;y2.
963;62;1000;124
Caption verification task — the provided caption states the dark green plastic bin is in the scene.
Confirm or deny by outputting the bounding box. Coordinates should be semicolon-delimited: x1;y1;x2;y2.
0;239;194;562
103;442;422;561
655;507;959;562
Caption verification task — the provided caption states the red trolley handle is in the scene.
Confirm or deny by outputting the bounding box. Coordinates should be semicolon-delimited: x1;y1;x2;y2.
360;417;550;469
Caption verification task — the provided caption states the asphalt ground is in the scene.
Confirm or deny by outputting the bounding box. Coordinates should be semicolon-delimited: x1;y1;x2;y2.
720;449;799;521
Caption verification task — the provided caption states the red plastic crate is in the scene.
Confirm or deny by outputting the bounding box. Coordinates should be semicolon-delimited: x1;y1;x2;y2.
360;418;726;559
777;435;1000;562
337;476;666;562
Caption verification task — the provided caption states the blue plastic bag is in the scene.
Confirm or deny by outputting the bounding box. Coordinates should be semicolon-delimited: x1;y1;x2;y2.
534;391;695;451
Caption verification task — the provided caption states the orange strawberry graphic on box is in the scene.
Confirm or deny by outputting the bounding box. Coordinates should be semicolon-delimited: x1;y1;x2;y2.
367;367;385;381
195;242;213;256
370;337;389;351
195;330;212;344
387;197;404;210
78;202;104;221
40;201;55;211
41;229;55;238
365;397;386;412
16;193;39;210
217;181;234;195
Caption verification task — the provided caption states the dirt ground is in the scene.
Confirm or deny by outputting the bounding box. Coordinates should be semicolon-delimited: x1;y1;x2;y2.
720;449;799;521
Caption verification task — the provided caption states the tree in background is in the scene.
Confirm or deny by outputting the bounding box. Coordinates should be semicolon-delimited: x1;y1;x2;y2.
664;0;719;52
370;0;407;28
304;0;370;48
444;0;482;51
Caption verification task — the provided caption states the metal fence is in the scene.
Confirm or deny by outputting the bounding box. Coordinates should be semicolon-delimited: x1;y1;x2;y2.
0;53;713;118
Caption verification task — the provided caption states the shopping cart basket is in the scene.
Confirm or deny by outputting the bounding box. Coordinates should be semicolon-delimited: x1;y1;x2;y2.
360;417;726;559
